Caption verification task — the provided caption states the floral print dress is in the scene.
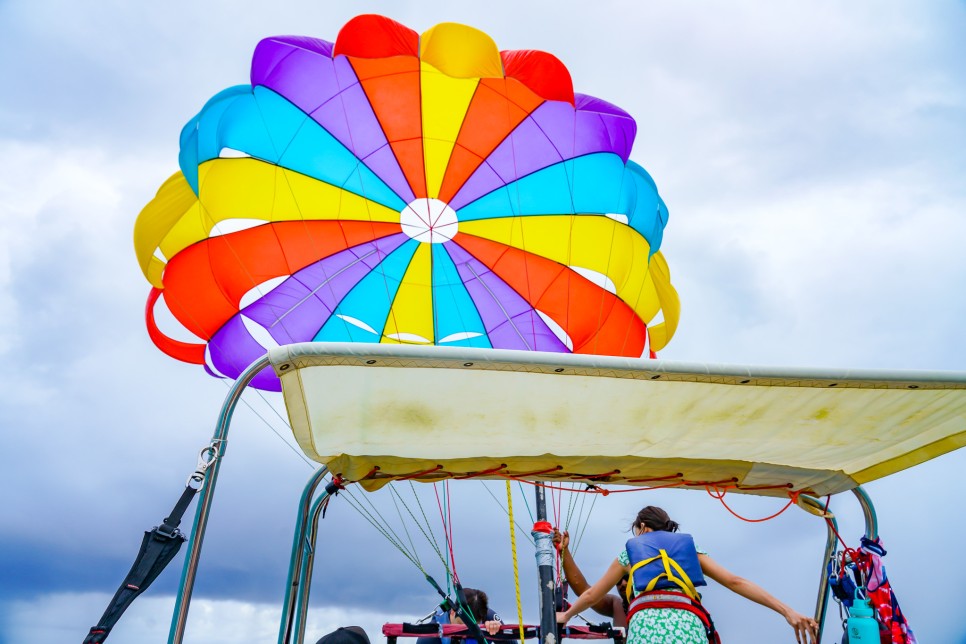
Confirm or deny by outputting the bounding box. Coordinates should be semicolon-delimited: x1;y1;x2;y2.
618;549;708;644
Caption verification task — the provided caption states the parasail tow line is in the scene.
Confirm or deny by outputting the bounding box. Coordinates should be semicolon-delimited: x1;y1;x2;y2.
82;441;220;644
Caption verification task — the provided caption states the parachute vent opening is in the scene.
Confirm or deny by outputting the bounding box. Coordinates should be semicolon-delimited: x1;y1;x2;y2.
569;266;617;294
240;276;289;310
203;344;230;379
386;332;432;344
336;314;379;335
440;331;483;343
536;311;574;351
240;315;281;351
400;198;458;243
218;147;251;159
210;218;267;238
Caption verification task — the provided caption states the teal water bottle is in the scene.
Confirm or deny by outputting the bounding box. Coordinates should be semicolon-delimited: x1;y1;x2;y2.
847;589;880;642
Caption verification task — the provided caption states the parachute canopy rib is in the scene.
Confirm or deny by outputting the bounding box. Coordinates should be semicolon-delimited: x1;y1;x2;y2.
270;342;966;497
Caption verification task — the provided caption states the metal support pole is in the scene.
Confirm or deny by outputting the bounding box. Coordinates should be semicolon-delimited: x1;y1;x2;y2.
533;486;557;644
294;483;334;644
279;467;331;644
798;486;878;643
292;489;331;644
169;355;272;644
851;486;878;540
799;494;839;643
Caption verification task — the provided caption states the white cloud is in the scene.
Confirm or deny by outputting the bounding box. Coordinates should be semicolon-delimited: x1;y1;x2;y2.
4;592;412;644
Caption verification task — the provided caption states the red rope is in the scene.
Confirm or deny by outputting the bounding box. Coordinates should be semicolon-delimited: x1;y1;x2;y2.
434;482;459;583
446;481;458;581
820;498;862;569
397;465;444;481
705;486;800;523
552;486;563;581
453;464;508;479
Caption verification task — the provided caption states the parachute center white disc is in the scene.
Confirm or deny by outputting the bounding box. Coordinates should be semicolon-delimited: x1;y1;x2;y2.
400;198;458;244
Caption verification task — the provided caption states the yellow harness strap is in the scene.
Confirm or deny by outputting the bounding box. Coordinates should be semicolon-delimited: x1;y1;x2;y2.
625;549;699;602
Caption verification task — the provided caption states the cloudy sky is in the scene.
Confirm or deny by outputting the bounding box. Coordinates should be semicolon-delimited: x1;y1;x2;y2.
1;1;964;643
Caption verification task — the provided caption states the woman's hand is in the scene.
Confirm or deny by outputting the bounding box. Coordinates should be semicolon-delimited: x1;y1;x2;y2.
552;529;570;553
555;611;570;624
483;621;502;636
783;609;819;644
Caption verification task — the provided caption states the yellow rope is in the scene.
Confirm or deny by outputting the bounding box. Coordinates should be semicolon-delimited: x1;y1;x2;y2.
506;481;525;644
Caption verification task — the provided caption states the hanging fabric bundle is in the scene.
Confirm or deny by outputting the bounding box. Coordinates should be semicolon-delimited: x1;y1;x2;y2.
828;536;917;644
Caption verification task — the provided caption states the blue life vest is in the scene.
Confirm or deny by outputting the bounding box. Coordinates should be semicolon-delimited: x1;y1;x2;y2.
625;532;706;600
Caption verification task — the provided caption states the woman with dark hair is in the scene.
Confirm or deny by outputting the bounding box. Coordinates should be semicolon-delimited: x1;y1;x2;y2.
556;506;818;643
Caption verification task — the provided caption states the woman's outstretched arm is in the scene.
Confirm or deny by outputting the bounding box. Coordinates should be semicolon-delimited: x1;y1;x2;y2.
698;554;818;644
556;559;626;623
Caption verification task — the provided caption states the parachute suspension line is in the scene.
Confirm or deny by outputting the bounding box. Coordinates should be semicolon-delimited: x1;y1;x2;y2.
446;481;458;584
388;484;423;571
517;482;535;523
572;490;599;555
567;484;586;551
434;482;459;589
339;486;426;573
249;385;297;431
564;482;580;533
408;481;448;565
386;483;452;571
218;379;315;469
478;482;535;547
506;481;526;644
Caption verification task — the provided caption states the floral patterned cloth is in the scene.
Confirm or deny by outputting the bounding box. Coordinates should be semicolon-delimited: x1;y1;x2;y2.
619;549;707;644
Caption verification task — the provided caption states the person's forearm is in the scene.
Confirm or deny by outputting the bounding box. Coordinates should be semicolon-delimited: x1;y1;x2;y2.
725;577;792;618
561;549;591;595
564;587;604;620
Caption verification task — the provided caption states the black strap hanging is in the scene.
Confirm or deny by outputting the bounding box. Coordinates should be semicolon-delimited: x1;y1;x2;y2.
83;443;219;644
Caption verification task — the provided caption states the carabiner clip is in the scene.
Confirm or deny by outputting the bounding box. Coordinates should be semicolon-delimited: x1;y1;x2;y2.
187;442;220;489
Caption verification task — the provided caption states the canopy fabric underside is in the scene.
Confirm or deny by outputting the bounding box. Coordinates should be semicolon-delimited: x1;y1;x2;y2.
270;343;966;497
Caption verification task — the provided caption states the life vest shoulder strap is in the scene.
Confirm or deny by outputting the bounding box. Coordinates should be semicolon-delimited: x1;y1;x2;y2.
625;548;699;602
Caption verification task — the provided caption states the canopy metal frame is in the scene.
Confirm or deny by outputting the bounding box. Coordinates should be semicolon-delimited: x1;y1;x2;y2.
167;351;882;644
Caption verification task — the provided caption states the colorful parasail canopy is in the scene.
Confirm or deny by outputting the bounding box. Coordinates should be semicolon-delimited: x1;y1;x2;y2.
134;15;679;391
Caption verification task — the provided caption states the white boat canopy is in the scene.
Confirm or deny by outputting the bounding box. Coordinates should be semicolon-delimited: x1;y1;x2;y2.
270;343;966;497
